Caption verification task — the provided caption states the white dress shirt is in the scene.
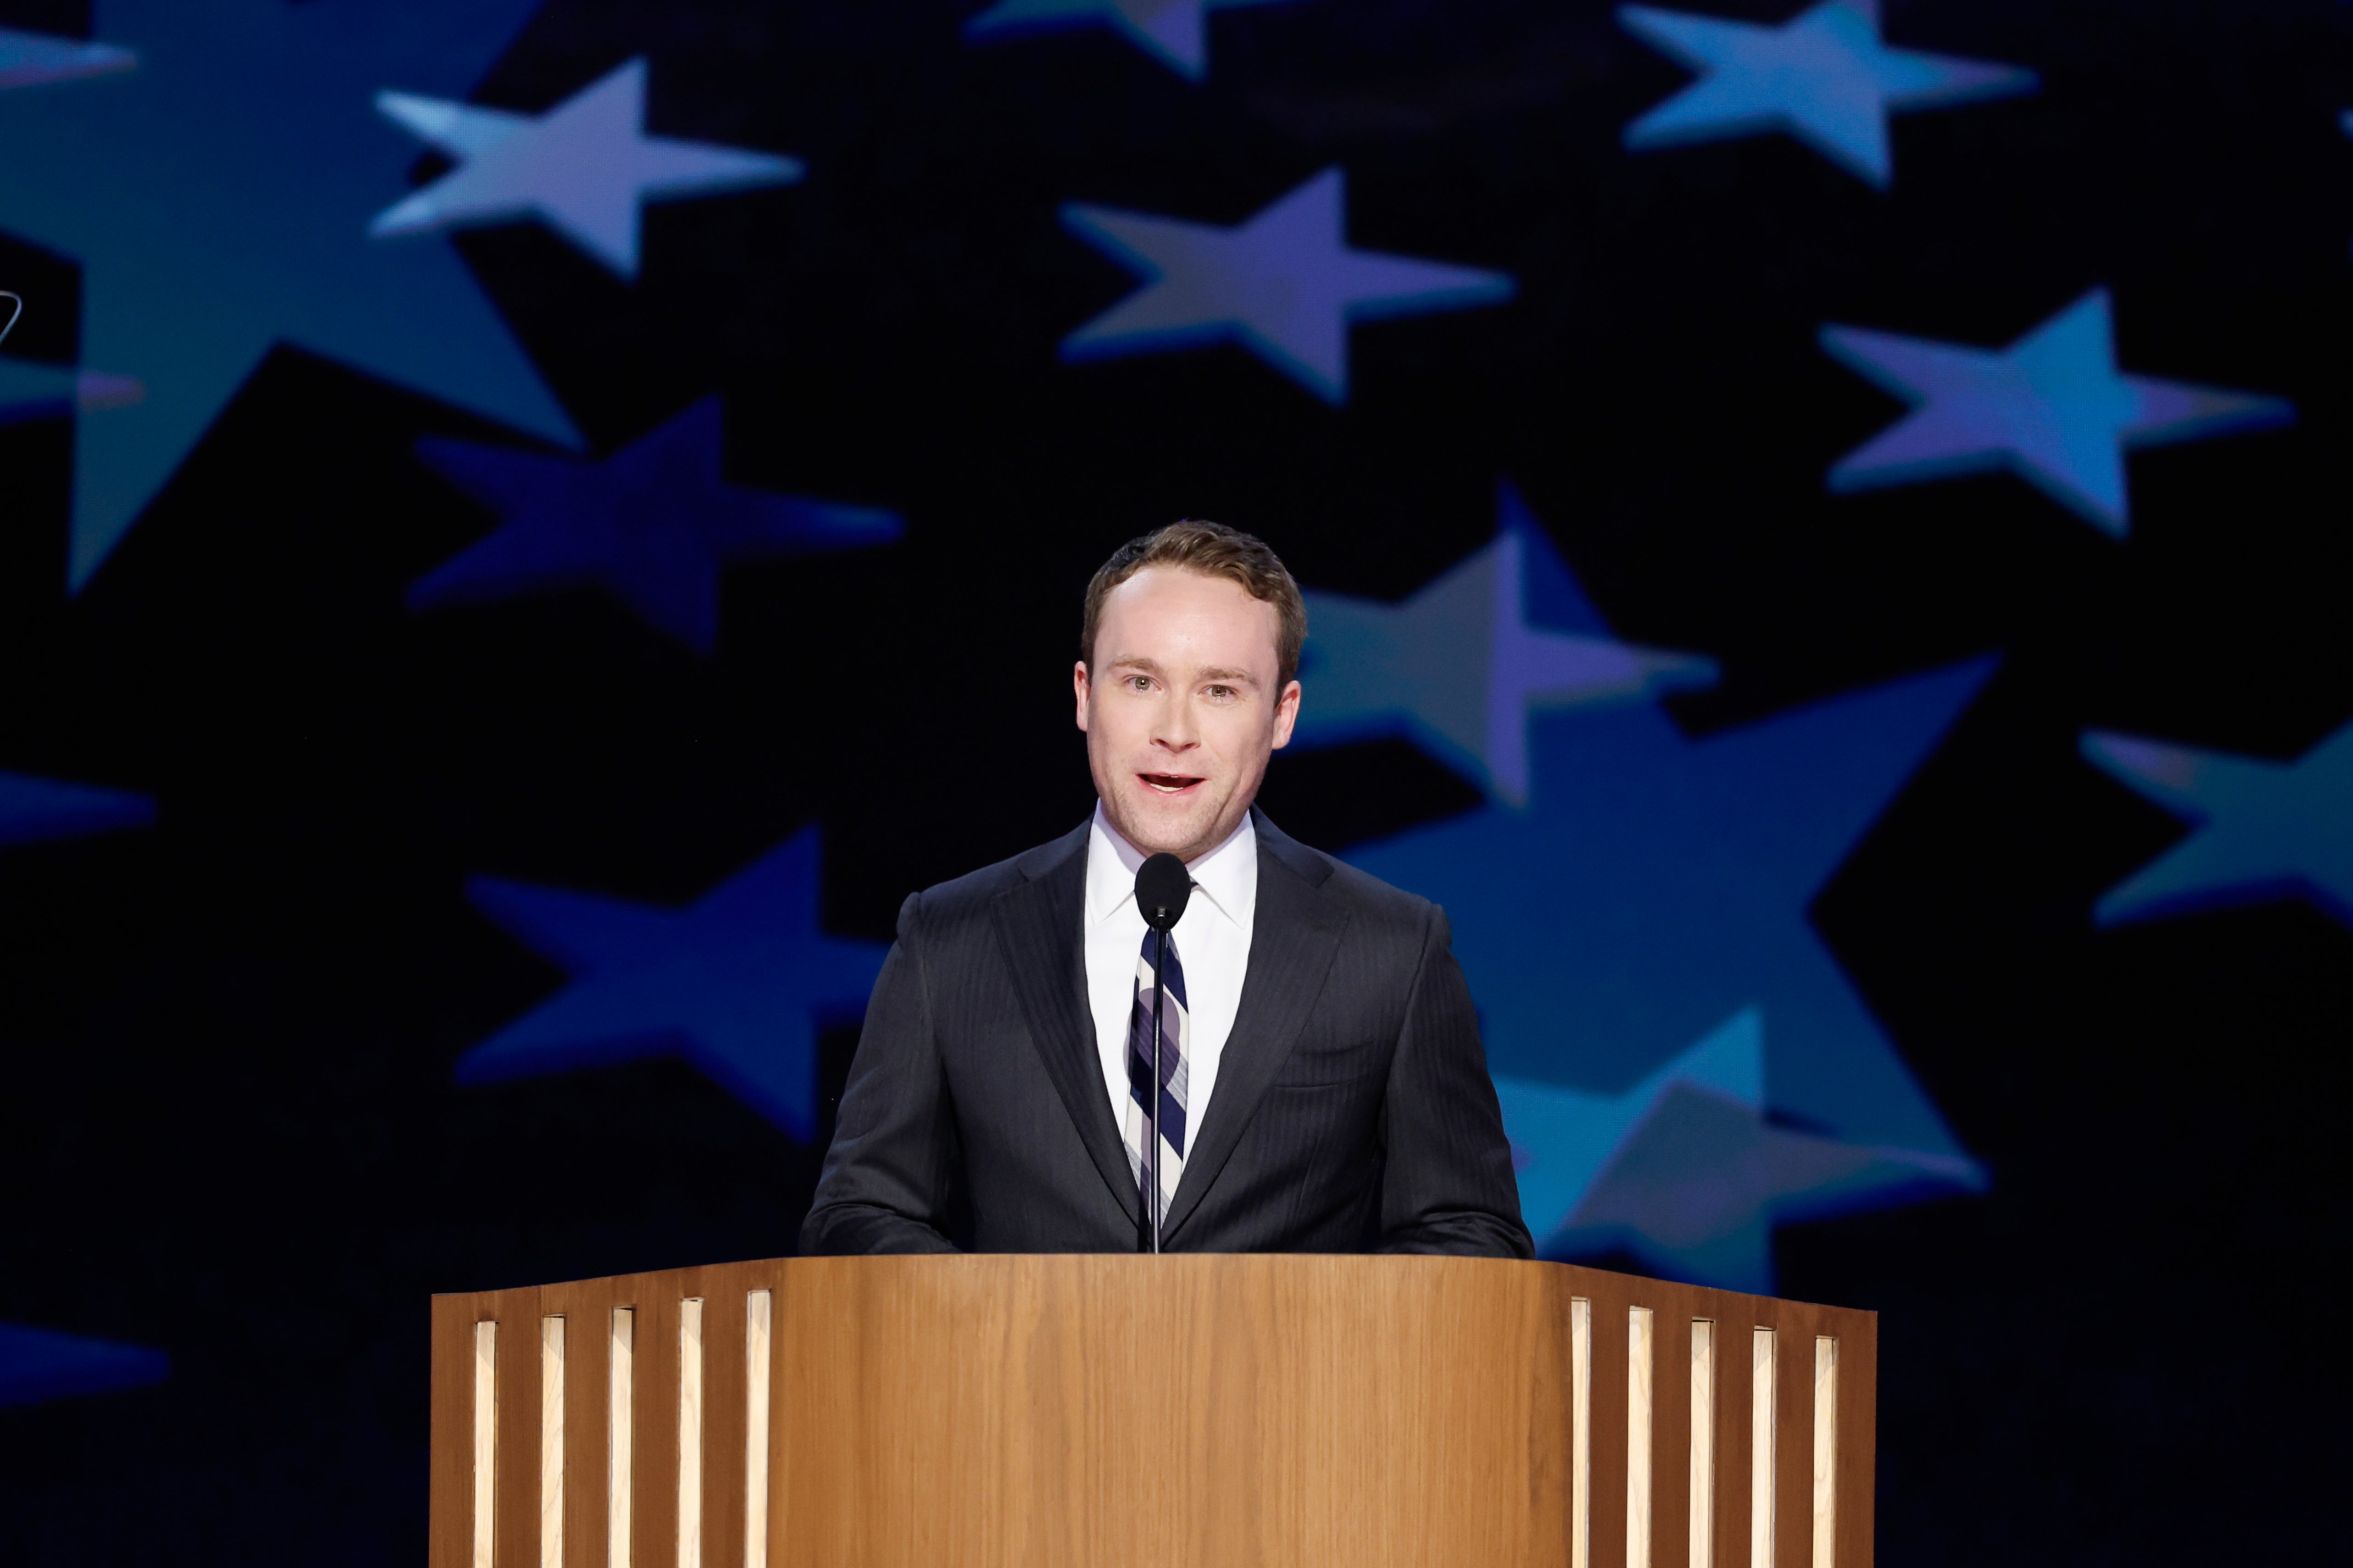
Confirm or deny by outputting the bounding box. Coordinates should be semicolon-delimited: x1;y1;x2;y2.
1083;804;1258;1146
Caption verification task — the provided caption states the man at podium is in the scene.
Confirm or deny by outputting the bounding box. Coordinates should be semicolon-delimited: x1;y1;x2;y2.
803;523;1531;1258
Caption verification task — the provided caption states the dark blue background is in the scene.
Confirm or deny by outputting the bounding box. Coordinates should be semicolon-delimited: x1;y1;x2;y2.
1;0;2348;1561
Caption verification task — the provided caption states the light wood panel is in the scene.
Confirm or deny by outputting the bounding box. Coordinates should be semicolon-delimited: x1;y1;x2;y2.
431;1255;1875;1568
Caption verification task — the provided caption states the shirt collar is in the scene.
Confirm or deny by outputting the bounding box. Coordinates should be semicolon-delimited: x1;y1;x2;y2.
1086;803;1258;932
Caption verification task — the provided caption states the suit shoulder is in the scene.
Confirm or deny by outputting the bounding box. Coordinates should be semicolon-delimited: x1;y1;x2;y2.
1262;822;1437;936
1315;854;1438;927
902;823;1086;929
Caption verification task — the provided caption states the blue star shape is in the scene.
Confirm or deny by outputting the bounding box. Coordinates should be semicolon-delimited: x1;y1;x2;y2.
1294;484;1717;806
1498;1008;1980;1290
0;361;141;429
0;24;132;89
458;827;888;1141
1822;288;2294;536
1618;0;2036;188
0;770;154;847
1060;167;1515;404
2082;721;2353;929
409;397;903;654
371;57;803;280
1338;560;1993;1275
965;0;1300;81
0;0;577;590
0;1323;168;1408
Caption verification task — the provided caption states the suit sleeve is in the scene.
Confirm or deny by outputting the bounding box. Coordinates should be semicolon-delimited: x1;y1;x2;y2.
1375;904;1536;1258
798;892;962;1255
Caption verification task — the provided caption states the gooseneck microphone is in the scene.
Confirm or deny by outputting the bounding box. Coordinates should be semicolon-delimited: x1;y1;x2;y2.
1134;851;1192;1254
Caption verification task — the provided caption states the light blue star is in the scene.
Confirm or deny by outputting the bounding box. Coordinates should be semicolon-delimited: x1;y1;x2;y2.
1336;543;1993;1285
409;397;902;653
0;0;578;590
371;57;803;281
0;1323;167;1407
965;0;1299;81
1060;167;1515;404
1619;0;2036;188
1822;288;2294;536
1295;484;1716;804
0;770;155;847
1500;1008;1981;1290
0;361;141;428
459;828;888;1141
2082;721;2353;929
0;25;133;90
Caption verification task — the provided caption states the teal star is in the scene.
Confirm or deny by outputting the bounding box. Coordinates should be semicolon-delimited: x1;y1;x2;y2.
1499;1008;1981;1290
0;0;577;589
2082;721;2353;929
1619;0;2035;188
1823;289;2293;536
1295;484;1715;804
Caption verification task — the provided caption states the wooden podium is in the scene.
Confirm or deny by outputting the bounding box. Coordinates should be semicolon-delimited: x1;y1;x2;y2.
430;1256;1873;1568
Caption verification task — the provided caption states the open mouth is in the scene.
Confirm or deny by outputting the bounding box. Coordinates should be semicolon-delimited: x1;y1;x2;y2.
1139;773;1204;795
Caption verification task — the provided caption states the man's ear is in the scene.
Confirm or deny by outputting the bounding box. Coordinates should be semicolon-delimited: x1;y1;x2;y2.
1269;678;1301;750
1073;660;1092;733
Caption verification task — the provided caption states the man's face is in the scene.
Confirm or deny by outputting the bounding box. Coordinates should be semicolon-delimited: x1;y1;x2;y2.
1075;566;1301;862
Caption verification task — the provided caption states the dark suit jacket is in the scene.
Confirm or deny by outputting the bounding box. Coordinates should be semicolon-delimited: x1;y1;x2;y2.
801;808;1532;1257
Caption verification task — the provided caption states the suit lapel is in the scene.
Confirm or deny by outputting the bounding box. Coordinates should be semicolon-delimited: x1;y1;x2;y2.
1162;811;1348;1241
990;821;1139;1218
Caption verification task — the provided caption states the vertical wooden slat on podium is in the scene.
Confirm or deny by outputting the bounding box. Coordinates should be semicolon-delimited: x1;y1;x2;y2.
1650;1301;1692;1568
1834;1307;1875;1568
631;1285;682;1568
431;1294;478;1568
552;1277;619;1568
1585;1273;1631;1568
697;1268;751;1568
1773;1304;1819;1568
492;1287;546;1568
1698;1289;1751;1568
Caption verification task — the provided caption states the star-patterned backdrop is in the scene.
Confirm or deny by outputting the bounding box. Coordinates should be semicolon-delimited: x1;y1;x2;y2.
0;0;2347;1562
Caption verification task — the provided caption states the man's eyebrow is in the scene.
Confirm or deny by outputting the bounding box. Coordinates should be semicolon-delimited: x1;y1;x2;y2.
1197;667;1260;686
1105;655;1162;673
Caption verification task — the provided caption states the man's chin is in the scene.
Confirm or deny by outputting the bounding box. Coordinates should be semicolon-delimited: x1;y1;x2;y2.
1109;790;1229;860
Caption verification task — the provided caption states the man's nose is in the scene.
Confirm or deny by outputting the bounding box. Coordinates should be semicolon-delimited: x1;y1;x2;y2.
1153;700;1200;751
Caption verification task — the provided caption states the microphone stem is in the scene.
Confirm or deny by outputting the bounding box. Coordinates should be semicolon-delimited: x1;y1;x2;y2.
1149;924;1165;1254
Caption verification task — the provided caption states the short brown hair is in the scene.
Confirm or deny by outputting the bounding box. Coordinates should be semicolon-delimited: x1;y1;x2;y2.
1081;521;1307;689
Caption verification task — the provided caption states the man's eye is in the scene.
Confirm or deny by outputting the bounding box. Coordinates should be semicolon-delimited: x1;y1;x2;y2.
1207;686;1234;700
1128;676;1152;691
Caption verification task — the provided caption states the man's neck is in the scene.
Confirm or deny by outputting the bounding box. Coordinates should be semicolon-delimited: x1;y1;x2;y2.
1093;802;1252;869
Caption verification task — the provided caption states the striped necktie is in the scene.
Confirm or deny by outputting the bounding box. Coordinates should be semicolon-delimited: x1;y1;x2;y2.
1123;926;1189;1229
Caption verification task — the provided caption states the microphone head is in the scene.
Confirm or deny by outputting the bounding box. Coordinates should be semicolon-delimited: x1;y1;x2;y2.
1135;852;1192;933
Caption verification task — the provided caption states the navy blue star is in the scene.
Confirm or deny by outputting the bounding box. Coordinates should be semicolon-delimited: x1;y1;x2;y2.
0;770;155;847
0;1323;168;1408
410;398;903;653
458;828;888;1141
